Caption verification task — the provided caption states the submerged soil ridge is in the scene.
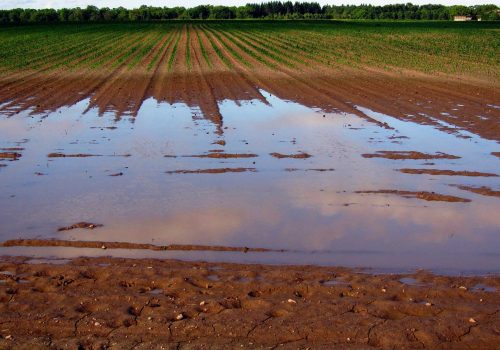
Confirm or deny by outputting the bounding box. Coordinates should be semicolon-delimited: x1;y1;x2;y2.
0;256;498;349
0;239;282;253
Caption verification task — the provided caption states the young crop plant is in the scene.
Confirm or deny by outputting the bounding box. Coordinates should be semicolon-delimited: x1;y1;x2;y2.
147;29;177;72
215;28;276;69
195;26;212;69
127;31;164;70
233;30;302;67
186;25;192;71
168;26;182;72
199;27;232;69
202;25;251;68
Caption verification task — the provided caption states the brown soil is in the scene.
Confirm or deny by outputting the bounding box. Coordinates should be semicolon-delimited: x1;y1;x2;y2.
185;153;258;159
57;223;104;232
48;153;131;158
356;190;471;203
166;168;256;174
285;168;335;172
0;256;498;349
492;152;500;158
362;151;460;160
1;26;499;141
452;185;500;198
0;240;279;253
398;169;498;177
270;152;312;159
47;153;100;158
0;148;24;151
0;152;21;160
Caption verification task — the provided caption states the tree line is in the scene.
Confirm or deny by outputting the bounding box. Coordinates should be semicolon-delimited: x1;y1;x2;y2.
1;2;499;24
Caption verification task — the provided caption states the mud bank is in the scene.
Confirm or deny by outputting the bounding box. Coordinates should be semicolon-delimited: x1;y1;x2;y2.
0;256;498;349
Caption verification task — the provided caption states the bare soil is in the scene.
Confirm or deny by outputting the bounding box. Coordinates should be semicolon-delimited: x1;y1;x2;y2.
356;190;471;203
0;152;21;160
398;169;498;177
0;240;279;253
362;151;460;160
1;27;499;141
166;168;256;174
270;152;312;159
452;185;500;198
0;256;498;349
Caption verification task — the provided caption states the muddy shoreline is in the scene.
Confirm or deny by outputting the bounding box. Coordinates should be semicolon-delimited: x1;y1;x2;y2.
0;255;498;349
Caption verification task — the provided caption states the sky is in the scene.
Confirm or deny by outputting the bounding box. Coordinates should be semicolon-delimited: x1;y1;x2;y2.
1;0;497;9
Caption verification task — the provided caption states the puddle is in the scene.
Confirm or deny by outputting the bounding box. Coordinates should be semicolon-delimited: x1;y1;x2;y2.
148;288;164;295
399;277;426;286
206;275;220;282
471;283;496;292
320;279;349;286
25;258;71;265
0;92;499;274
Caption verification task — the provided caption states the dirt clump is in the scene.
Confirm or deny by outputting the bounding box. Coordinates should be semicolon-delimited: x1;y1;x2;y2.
398;168;498;177
0;152;21;160
362;151;460;160
285;168;334;172
166;168;256;174
270;152;312;159
186;153;258;159
452;185;500;198
57;222;103;232
0;147;24;151
356;189;471;202
48;153;99;158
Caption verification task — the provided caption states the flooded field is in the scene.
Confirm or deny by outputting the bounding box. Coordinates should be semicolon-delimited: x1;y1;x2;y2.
1;91;499;274
1;20;499;349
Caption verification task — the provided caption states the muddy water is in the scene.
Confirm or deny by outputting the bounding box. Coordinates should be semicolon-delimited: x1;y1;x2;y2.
0;92;499;274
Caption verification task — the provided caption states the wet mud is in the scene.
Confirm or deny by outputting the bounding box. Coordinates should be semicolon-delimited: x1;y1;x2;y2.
166;168;256;174
270;152;312;159
452;185;500;198
0;240;278;253
362;151;460;160
0;256;498;349
1;26;499;142
356;190;471;203
398;169;498;177
57;222;104;232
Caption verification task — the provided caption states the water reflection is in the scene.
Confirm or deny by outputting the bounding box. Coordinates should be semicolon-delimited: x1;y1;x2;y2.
0;91;499;273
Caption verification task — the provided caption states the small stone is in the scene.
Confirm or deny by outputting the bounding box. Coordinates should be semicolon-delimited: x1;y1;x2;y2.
459;286;467;290
176;313;184;321
381;288;387;293
200;301;206;306
101;245;107;249
5;335;12;340
425;302;432;307
469;318;476;323
287;299;297;304
94;322;100;326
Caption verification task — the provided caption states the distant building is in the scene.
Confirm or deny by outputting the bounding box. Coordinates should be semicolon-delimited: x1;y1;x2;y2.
453;15;473;21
